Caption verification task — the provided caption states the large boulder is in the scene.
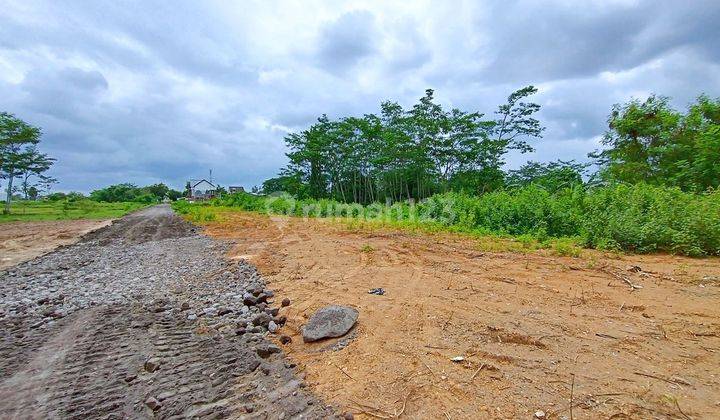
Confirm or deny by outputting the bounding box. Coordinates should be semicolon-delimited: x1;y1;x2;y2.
302;305;359;342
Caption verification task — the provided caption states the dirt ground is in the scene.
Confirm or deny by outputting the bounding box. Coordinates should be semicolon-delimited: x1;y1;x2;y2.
0;219;111;269
202;211;720;419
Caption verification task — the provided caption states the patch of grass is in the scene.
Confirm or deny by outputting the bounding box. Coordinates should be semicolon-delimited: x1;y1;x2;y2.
188;207;217;222
0;200;147;223
548;237;583;258
360;244;375;253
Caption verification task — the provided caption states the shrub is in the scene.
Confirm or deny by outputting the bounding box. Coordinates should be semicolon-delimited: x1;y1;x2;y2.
192;186;720;256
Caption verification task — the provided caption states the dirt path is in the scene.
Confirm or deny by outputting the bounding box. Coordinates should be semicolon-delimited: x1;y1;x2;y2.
0;205;335;419
201;211;720;419
0;219;111;270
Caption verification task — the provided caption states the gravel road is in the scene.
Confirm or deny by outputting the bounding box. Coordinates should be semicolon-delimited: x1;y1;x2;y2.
0;205;335;419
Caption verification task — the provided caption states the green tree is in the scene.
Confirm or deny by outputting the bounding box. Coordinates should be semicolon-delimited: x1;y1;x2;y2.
592;94;720;191
507;160;587;192
18;146;55;200
1;112;52;213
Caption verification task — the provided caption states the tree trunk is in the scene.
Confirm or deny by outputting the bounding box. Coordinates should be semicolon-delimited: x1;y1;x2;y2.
4;174;14;214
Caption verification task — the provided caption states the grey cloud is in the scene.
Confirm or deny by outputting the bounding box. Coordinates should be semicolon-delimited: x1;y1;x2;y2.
0;1;718;193
477;0;720;83
316;10;378;73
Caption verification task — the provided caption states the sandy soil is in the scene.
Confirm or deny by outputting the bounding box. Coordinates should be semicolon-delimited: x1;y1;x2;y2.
202;211;720;419
0;219;111;270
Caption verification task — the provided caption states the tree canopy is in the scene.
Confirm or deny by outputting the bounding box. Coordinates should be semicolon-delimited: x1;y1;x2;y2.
591;94;720;192
270;87;544;203
1;112;54;213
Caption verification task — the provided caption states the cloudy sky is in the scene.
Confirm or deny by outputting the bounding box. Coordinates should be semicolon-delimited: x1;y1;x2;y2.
2;0;719;192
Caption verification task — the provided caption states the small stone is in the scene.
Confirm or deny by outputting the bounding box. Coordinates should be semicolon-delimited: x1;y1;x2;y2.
144;357;161;373
534;410;546;419
124;374;137;383
236;328;246;335
187;313;197;321
274;315;287;325
264;290;274;298
268;321;278;333
145;396;162;411
243;295;257;306
343;412;354;420
244;404;254;413
281;298;291;307
252;312;272;327
279;335;292;345
180;302;190;311
217;307;233;316
267;307;279;317
256;344;281;358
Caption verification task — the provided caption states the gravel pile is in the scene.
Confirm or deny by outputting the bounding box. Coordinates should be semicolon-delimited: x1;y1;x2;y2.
0;235;227;325
0;205;335;419
0;235;291;345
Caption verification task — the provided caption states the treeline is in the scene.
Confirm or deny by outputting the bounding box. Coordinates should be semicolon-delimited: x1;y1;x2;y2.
264;87;545;203
89;183;183;203
264;91;719;200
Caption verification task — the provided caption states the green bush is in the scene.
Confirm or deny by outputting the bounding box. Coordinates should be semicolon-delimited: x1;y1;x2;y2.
188;185;720;256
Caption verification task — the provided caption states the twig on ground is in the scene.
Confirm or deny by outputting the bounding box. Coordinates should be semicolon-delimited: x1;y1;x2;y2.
674;399;692;420
420;357;437;378
442;311;454;330
333;363;355;380
570;373;575;420
601;267;643;290
469;364;485;382
394;390;413;418
349;400;393;419
425;345;450;350
633;371;691;386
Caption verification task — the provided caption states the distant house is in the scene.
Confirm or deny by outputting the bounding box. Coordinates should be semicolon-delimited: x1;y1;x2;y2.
228;186;245;194
188;179;216;200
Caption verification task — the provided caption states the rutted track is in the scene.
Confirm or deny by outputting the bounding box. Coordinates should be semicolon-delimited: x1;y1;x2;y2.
0;205;335;419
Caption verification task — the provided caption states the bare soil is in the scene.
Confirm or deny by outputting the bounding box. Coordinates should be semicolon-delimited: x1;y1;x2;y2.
201;211;720;419
0;219;111;269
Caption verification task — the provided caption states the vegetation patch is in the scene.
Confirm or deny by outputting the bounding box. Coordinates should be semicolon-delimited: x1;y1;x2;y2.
0;199;146;222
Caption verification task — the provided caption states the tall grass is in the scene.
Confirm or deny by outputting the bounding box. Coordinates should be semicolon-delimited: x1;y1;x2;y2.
0;199;147;222
179;184;720;256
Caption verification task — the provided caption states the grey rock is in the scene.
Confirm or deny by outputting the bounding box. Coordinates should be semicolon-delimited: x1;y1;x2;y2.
302;305;359;342
256;344;281;358
145;357;161;372
268;320;278;333
252;312;272;327
145;396;162;411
